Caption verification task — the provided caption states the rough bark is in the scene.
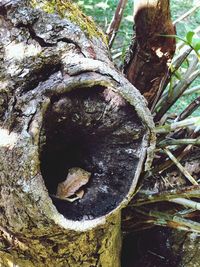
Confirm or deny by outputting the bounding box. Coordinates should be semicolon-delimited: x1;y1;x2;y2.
123;0;176;109
0;0;155;266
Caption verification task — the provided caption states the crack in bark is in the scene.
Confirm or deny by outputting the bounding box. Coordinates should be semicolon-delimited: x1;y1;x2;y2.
57;37;85;58
17;22;55;47
0;5;7;15
17;22;85;56
20;65;62;94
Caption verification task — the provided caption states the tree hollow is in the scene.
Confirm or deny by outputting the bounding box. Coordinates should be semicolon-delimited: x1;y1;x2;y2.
39;86;145;221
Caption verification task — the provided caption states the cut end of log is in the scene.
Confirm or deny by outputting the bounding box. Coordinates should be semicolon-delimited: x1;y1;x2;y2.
39;85;145;221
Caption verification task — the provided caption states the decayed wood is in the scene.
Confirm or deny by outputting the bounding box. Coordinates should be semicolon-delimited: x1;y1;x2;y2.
0;0;155;266
123;0;176;109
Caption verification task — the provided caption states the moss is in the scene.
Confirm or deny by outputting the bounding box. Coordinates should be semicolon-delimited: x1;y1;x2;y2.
30;0;108;44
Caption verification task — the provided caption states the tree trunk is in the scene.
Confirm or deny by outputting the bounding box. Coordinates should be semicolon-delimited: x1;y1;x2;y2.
0;1;155;266
123;0;176;109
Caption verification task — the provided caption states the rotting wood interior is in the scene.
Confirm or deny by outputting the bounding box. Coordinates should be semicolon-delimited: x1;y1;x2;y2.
39;86;145;221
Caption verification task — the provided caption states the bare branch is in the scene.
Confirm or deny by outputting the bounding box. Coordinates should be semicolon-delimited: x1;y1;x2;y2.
155;117;200;134
170;198;200;210
177;96;200;121
173;3;200;25
183;85;200;96
134;209;200;233
158;138;200;147
106;0;128;48
134;185;200;206
163;148;198;185
155;57;200;121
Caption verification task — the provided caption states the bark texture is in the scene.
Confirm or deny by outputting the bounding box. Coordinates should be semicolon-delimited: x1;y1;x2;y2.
0;0;155;266
123;0;176;109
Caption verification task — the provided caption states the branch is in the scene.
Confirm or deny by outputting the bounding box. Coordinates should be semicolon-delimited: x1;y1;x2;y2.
134;209;200;233
149;143;197;176
158;138;200;147
170;198;200;210
106;0;128;48
155;117;200;134
163;148;198;185
183;85;200;96
173;3;200;25
134;185;200;206
155;57;200;121
177;96;200;121
152;26;200;112
171;46;193;74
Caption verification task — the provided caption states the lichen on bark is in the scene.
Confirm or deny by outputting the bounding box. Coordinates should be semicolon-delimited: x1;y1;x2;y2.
30;0;108;43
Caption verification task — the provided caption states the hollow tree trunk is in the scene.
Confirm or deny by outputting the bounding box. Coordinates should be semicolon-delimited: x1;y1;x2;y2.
0;1;155;266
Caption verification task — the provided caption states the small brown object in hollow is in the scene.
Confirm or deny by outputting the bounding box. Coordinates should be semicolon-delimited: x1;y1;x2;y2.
56;167;91;202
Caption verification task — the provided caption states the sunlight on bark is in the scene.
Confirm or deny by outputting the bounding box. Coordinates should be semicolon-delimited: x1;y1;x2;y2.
0;128;18;149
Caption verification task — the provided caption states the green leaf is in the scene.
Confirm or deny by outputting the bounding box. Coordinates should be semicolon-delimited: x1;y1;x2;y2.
192;38;200;52
186;31;195;44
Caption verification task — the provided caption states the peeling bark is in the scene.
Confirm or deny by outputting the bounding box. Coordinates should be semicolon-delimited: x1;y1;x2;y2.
0;0;155;266
123;0;176;109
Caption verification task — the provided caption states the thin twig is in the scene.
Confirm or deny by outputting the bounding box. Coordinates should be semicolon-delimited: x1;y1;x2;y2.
135;209;200;233
112;51;122;60
133;185;200;206
147;126;200;176
158;138;200;147
170;198;200;210
183;85;200;96
177;96;200;121
155;117;200;134
172;46;193;72
151;71;169;113
173;3;200;25
154;25;200;110
106;0;128;48
176;25;200;51
163;148;198;185
155;58;200;121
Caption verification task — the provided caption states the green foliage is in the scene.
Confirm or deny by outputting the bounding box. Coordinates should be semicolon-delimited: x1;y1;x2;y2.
77;0;134;62
78;0;200;53
167;31;200;56
165;29;200;116
76;0;200;116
